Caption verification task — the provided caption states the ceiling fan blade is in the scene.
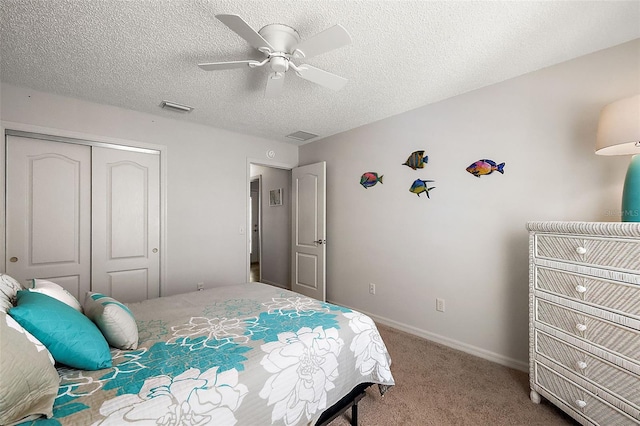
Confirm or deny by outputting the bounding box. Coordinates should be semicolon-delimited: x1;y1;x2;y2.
198;60;260;71
292;24;352;59
295;65;348;91
265;72;285;98
216;14;274;53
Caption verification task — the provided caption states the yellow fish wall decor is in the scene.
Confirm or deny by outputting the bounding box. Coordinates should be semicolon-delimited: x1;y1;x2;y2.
403;150;428;170
409;179;435;198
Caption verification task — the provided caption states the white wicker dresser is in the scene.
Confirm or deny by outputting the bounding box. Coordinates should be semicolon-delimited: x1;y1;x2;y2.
527;222;640;425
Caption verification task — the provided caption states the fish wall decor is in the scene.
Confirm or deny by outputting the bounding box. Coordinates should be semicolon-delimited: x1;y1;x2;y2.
360;172;383;188
466;159;505;177
403;150;428;170
409;179;435;198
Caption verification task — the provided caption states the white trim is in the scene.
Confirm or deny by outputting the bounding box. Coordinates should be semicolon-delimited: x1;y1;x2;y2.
328;299;529;372
1;121;168;298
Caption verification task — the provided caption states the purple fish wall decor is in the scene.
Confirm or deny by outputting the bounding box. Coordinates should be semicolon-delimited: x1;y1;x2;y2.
466;159;505;177
409;179;435;198
360;172;383;188
403;150;428;170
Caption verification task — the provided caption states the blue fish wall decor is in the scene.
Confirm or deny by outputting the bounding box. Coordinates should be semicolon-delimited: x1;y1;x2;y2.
466;159;505;177
360;172;383;188
409;179;435;198
403;150;428;170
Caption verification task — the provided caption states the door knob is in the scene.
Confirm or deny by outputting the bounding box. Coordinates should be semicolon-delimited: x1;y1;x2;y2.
152;248;158;253
9;257;18;263
314;239;326;245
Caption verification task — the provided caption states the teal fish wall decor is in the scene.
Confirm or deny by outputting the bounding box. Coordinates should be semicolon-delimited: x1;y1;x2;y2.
403;150;428;170
360;172;383;188
409;179;435;198
466;159;505;177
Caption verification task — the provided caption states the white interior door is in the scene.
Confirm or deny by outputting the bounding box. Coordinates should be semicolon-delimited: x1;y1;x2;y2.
291;161;326;301
6;136;91;299
91;147;160;303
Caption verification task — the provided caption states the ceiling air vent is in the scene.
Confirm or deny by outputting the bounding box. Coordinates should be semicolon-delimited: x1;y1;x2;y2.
160;100;194;113
286;131;318;142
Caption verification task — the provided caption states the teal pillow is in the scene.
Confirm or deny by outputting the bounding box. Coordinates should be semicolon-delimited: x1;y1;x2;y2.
9;291;112;370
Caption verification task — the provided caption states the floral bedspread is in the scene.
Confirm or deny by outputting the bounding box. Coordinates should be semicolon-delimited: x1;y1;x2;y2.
26;283;395;425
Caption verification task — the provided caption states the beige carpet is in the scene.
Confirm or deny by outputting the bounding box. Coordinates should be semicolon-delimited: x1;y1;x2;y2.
329;323;578;426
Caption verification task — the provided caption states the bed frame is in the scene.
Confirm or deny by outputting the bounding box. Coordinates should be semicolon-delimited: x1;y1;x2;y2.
316;383;372;426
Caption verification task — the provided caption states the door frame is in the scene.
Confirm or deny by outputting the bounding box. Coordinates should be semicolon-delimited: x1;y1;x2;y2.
245;157;296;283
0;121;168;296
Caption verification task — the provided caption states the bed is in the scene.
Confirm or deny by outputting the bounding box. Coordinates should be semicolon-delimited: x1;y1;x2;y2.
8;281;394;426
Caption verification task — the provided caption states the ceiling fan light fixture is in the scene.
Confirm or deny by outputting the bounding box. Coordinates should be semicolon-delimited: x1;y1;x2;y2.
204;14;352;98
286;131;318;141
160;100;194;113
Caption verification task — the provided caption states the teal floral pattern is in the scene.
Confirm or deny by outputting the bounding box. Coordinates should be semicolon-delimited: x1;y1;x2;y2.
24;284;394;425
95;367;247;425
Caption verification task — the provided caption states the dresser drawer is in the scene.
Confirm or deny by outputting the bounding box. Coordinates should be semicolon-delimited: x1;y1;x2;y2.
536;330;640;409
536;267;640;319
536;300;640;363
535;235;640;272
535;363;638;425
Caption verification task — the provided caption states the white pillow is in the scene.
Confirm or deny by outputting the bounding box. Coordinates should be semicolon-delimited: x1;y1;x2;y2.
0;274;23;314
29;279;82;312
84;292;139;350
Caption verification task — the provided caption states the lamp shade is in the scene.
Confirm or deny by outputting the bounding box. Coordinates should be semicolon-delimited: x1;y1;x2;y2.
595;94;640;222
595;94;640;155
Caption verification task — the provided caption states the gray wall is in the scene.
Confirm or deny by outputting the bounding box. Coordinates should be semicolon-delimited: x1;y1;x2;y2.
299;39;640;369
0;83;298;296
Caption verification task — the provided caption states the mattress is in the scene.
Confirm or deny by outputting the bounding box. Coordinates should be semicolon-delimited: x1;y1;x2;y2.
25;282;394;425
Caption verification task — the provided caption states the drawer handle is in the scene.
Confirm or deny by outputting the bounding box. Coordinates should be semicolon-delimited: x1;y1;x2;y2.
575;399;587;409
576;361;588;370
576;323;587;332
575;285;587;294
575;246;587;255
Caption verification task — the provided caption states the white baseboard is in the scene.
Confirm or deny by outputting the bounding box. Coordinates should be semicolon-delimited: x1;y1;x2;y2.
328;299;528;372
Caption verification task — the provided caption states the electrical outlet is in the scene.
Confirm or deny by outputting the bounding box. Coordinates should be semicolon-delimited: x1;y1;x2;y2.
369;283;376;295
197;282;204;291
436;298;445;312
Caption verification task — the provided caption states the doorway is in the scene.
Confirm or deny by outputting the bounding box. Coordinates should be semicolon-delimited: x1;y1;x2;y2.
248;163;292;289
250;176;261;282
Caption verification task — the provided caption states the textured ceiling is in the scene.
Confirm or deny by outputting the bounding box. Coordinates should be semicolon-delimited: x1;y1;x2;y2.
1;1;639;145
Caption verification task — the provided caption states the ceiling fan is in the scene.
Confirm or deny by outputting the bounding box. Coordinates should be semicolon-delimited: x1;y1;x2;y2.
199;14;352;98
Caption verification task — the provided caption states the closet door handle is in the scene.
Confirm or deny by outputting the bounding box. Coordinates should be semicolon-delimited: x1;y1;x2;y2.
576;361;588;370
576;246;587;255
152;248;158;253
575;400;587;409
576;323;587;332
9;257;18;263
575;285;587;294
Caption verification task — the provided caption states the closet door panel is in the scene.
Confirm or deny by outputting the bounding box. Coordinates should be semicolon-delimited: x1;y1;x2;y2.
6;136;91;298
91;147;160;302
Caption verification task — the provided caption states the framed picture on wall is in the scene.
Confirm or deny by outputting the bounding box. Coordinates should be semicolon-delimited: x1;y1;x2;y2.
269;188;283;206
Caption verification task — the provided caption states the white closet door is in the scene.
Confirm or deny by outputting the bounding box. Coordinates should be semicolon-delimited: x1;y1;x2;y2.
91;147;160;302
6;136;91;298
